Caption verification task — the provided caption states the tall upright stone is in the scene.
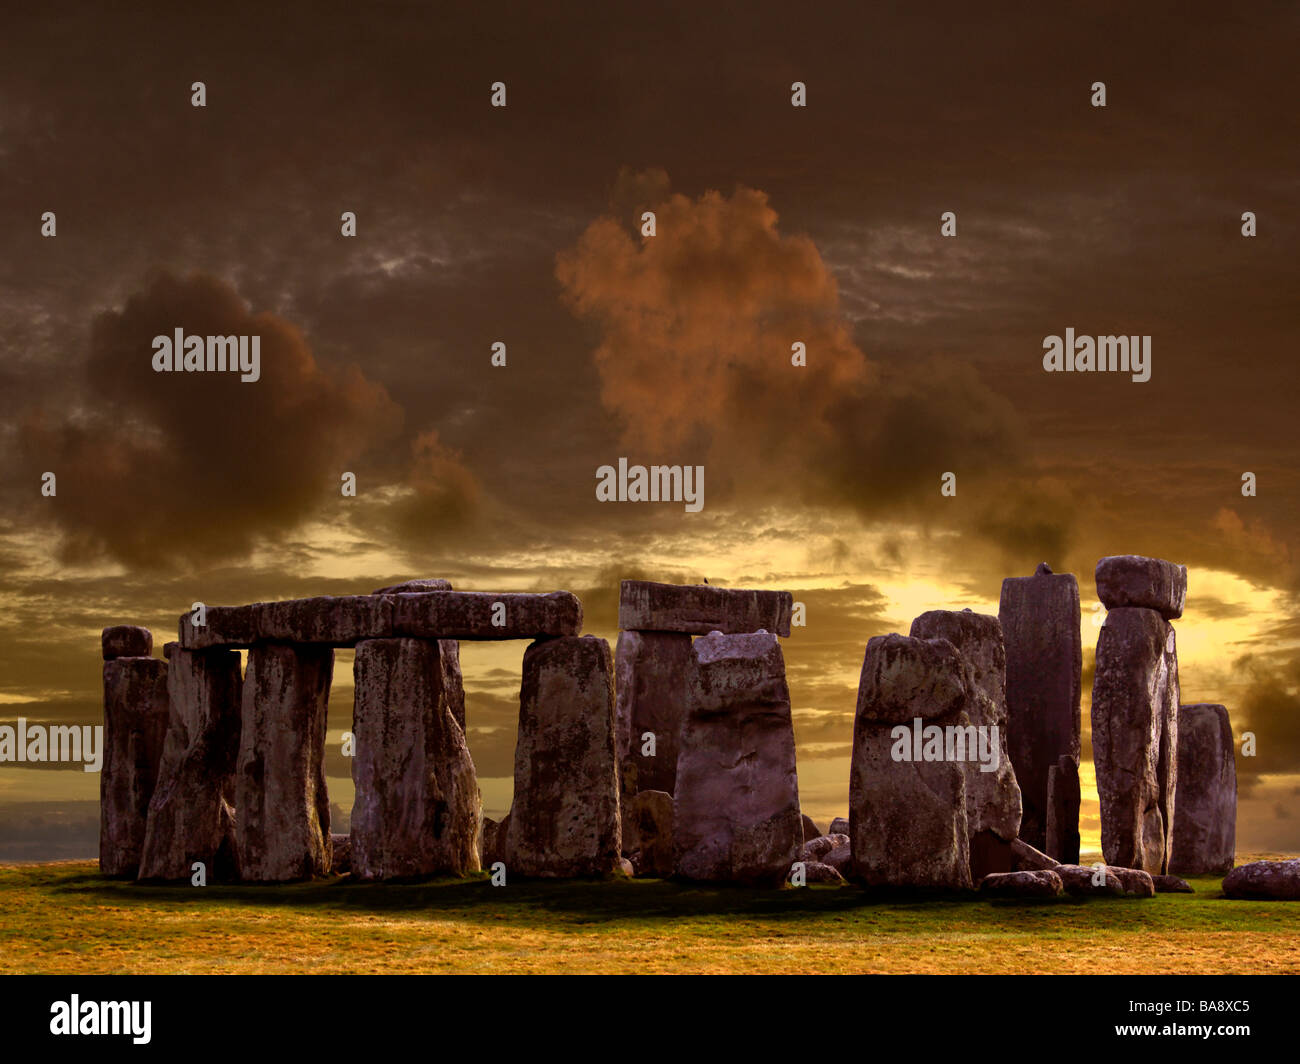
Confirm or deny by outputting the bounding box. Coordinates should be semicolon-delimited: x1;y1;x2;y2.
1046;754;1082;865
1091;606;1179;875
1170;703;1236;876
673;631;801;885
370;581;465;730
100;654;170;877
235;643;334;882
505;636;622;877
138;644;242;881
910;610;1022;879
615;629;695;795
849;634;971;890
998;563;1081;855
350;638;480;879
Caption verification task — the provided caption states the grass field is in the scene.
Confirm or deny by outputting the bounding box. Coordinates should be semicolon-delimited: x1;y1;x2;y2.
3;859;1298;974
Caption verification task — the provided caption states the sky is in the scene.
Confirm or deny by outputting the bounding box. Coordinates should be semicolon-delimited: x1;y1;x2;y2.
1;1;1297;859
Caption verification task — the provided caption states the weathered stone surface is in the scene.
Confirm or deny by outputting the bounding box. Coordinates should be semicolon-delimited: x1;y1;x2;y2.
828;816;850;837
623;790;673;877
1170;703;1236;877
350;639;480;880
798;861;846;885
673;631;801;885
849;634;972;890
372;579;453;594
1222;859;1300;900
102;625;152;660
235;643;333;882
1109;866;1156;897
1152;874;1193;893
1091;607;1179;875
999;564;1081;853
1010;838;1060;871
1096;555;1187;620
481;815;508;869
100;658;170;877
823;842;851;875
801;814;823;842
505;636;622;877
978;870;1063;897
179;590;582;648
330;833;351;875
392;591;582;642
619;580;792;636
910;609;1022;879
1047;754;1082;864
799;835;839;863
615;630;694;794
138;647;242;882
439;640;466;732
1054;863;1126;896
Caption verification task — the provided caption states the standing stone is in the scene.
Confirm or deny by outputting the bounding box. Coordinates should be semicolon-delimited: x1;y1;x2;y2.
674;631;801;885
138;645;242;881
849;634;972;890
999;563;1081;854
1091;607;1179;875
481;814;509;868
1170;703;1236;876
801;814;823;842
235;643;333;882
910;610;1022;879
505;636;622;877
100;657;170;877
624;790;674;877
102;625;153;660
371;582;465;731
1046;754;1082;865
1096;555;1187;620
615;629;695;795
350;638;480;880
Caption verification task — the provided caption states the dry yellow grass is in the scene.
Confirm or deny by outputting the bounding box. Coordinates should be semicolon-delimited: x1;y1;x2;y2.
3;860;1298;974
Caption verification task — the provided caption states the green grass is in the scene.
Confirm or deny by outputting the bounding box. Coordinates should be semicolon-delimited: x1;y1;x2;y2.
2;860;1298;974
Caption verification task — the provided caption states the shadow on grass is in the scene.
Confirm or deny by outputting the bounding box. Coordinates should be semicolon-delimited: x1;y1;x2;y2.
39;866;1257;936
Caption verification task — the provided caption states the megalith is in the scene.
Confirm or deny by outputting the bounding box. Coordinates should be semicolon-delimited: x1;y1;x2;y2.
673;631;801;885
235;643;334;882
1091;606;1179;875
349;638;480;879
998;563;1081;856
1095;555;1187;619
615;629;694;795
505;636;622;877
100;652;170;877
909;609;1021;879
138;643;242;881
1169;703;1236;876
1046;753;1082;866
849;634;972;890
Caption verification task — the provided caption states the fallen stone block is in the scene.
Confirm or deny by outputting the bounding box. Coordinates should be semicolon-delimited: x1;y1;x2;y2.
100;657;170;877
801;814;823;842
1096;555;1187;620
849;634;972;890
978;870;1063;897
674;631;801;885
999;563;1081;853
350;638;480;880
1010;837;1060;871
1054;864;1126;896
1170;703;1236;877
1151;874;1193;893
138;646;242;882
828;816;850;837
615;629;694;794
330;833;351;875
1222;859;1300;900
235;643;334;882
823;843;851;875
796;860;846;885
1091;607;1179;875
102;625;152;660
506;636;622;877
799;834;841;863
623;789;674;877
618;580;792;636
